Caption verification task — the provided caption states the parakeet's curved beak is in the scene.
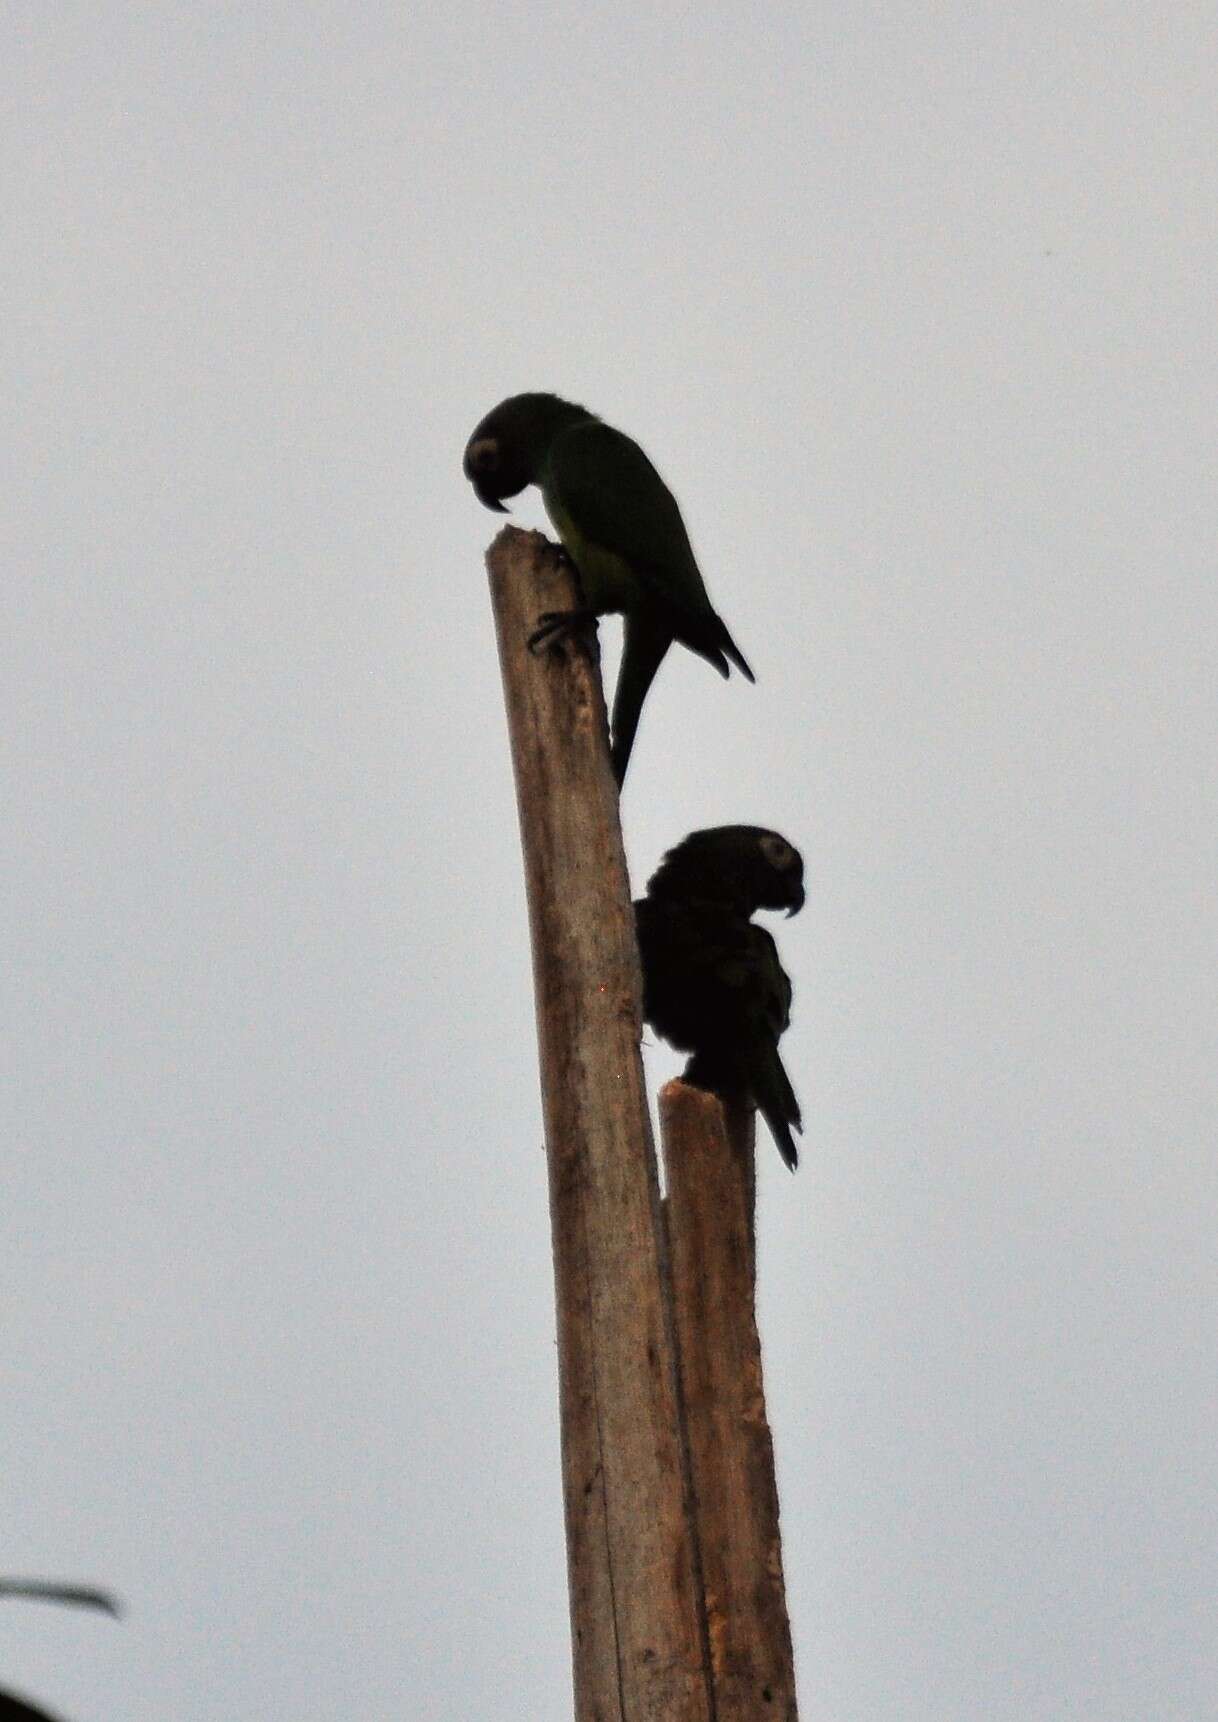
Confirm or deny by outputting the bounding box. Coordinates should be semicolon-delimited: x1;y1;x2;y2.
463;437;512;512
784;880;806;917
471;479;509;513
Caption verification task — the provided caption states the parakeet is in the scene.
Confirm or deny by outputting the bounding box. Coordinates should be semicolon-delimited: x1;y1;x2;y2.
463;392;754;785
634;826;805;1170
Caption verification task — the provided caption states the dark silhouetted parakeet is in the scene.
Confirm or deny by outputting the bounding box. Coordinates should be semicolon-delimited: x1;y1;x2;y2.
634;825;805;1170
464;392;754;785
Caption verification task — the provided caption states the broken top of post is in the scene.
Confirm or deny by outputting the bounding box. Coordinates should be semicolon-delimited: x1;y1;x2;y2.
660;1083;798;1721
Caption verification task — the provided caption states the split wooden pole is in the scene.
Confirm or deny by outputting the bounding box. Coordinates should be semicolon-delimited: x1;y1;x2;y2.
487;525;798;1722
488;526;713;1722
660;1084;799;1721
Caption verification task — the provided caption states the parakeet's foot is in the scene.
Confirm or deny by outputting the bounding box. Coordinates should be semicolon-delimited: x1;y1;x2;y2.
527;608;600;656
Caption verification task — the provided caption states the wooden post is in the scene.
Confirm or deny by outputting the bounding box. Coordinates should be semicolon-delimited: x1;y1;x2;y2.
660;1082;799;1721
487;528;714;1722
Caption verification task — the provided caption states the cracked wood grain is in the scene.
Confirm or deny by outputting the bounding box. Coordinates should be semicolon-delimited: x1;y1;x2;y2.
487;527;714;1722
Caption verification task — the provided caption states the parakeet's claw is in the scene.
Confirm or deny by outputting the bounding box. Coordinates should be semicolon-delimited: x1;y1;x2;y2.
527;608;600;656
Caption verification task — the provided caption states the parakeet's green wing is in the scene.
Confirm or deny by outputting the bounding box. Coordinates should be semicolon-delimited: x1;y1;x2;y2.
544;421;714;614
542;418;753;782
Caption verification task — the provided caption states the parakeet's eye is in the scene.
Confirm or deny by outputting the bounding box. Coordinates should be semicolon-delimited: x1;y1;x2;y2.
759;833;795;870
466;436;499;474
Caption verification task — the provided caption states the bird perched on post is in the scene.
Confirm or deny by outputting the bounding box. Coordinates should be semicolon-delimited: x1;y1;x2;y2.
634;825;805;1170
463;392;754;785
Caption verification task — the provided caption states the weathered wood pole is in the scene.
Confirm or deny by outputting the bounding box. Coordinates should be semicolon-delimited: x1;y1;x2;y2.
487;527;714;1722
661;1081;799;1722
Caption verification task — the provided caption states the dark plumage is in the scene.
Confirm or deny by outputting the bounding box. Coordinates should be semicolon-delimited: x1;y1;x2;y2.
463;392;753;785
634;826;805;1170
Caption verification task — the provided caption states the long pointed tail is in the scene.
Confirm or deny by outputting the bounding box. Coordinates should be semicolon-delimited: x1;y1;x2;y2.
756;1042;802;1171
684;1044;802;1172
717;617;754;682
761;1105;801;1172
610;613;672;786
676;609;755;683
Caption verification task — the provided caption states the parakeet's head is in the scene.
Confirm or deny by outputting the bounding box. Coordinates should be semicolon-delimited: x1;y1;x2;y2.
646;826;805;917
463;392;595;511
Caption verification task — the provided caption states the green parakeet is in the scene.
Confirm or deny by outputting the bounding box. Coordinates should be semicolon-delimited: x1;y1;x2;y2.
463;392;754;785
634;825;804;1170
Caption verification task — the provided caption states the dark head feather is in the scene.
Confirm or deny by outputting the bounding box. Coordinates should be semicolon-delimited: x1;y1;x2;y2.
645;825;805;917
463;393;596;511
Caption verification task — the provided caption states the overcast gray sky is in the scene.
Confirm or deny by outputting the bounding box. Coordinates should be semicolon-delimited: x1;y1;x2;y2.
3;5;1216;1719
